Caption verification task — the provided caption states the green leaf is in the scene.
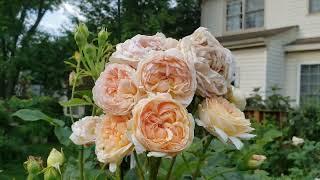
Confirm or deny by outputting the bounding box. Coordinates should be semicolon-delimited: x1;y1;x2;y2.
54;126;72;146
12;109;49;121
59;98;92;107
12;109;65;127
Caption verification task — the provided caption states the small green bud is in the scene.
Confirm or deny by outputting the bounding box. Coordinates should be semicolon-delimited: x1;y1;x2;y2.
27;173;40;180
74;23;89;48
84;44;97;61
44;167;61;180
24;156;43;174
98;27;109;47
47;148;64;168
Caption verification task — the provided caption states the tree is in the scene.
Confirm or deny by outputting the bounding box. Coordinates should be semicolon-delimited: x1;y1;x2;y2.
76;0;200;42
0;0;62;99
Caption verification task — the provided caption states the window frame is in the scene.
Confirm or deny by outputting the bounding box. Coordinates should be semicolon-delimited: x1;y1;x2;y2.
297;62;320;105
308;0;320;14
223;0;266;35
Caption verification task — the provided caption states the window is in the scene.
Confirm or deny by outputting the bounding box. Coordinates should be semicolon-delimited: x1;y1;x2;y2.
226;0;264;31
310;0;320;13
300;64;320;105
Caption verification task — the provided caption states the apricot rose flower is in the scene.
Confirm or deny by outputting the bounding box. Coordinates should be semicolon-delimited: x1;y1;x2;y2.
110;33;178;68
135;48;197;106
180;27;235;97
69;116;100;145
95;114;134;172
128;93;194;157
197;97;255;149
92;63;141;115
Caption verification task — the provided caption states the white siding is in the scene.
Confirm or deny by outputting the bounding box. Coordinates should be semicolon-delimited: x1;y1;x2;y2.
201;0;224;36
285;51;320;105
232;47;267;97
265;0;320;38
265;29;298;95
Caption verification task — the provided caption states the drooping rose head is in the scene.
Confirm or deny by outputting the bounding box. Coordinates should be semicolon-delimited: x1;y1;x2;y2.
95;114;134;172
128;93;194;157
110;33;178;68
92;63;141;115
136;48;197;106
197;97;255;149
69;116;100;145
180;27;236;97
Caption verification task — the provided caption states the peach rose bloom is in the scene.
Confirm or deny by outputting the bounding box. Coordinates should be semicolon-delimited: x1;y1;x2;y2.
128;93;194;157
110;33;178;68
69;116;100;145
95;114;134;172
92;63;141;115
135;48;197;106
180;27;236;97
197;97;255;149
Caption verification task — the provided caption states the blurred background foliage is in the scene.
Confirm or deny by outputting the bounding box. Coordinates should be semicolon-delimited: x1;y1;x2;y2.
1;0;320;179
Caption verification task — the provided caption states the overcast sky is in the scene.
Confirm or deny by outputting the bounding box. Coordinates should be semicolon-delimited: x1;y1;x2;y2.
39;2;85;35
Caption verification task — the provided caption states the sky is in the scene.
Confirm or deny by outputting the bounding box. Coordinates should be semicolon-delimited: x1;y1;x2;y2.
39;2;85;35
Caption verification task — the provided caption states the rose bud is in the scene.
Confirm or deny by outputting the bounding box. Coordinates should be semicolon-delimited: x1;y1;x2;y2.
98;27;109;47
47;148;64;168
247;154;267;169
292;136;304;146
24;156;43;174
44;167;60;180
226;86;247;111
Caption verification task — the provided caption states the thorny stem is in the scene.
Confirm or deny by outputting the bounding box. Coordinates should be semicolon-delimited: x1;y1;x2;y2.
69;50;81;123
165;156;176;180
192;135;214;179
133;151;145;180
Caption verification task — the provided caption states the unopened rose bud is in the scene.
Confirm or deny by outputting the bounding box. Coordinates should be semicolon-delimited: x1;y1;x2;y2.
247;154;266;169
47;148;64;168
24;156;43;174
84;44;97;61
74;23;89;48
292;136;304;146
44;167;61;180
226;86;247;111
69;71;76;86
74;51;81;62
98;27;109;47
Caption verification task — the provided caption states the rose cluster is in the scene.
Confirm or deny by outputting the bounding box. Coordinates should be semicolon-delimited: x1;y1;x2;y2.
69;27;254;172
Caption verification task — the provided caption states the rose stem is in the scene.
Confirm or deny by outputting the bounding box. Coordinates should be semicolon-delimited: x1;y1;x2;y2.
148;157;162;180
79;145;84;180
165;156;176;180
133;151;145;180
192;135;214;179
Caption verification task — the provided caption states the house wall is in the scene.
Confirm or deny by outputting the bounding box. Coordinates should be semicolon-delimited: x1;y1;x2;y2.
232;47;267;97
284;51;320;105
201;0;320;38
265;0;320;38
201;0;224;36
265;29;299;95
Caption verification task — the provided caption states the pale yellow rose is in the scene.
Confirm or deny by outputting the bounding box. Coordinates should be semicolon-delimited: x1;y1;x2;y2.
92;63;142;115
110;33;178;68
95;114;134;172
197;97;255;149
69;116;100;145
226;86;247;111
180;27;236;97
128;93;194;157
292;136;304;146
135;48;197;106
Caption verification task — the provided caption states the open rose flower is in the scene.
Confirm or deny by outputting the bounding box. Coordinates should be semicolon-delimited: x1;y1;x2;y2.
128;93;194;157
180;27;235;97
135;48;197;106
110;33;178;68
95;114;134;172
197;96;255;149
69;116;100;145
93;63;142;115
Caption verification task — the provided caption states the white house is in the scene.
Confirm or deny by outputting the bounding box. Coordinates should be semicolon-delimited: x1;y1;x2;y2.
201;0;320;105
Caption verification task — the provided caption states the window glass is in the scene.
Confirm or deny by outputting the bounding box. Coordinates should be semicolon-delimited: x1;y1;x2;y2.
226;0;242;31
300;64;320;105
310;0;320;13
245;0;264;28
